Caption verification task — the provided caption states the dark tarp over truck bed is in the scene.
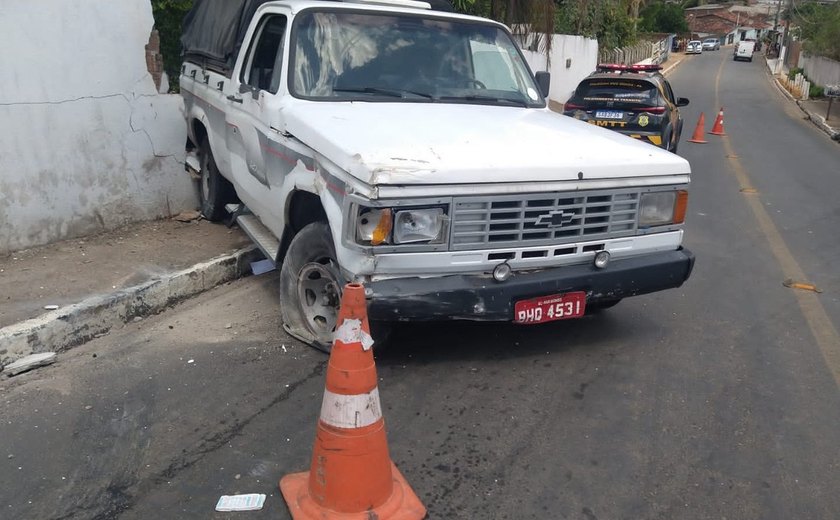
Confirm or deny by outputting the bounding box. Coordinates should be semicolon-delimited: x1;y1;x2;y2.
181;0;271;77
180;0;455;77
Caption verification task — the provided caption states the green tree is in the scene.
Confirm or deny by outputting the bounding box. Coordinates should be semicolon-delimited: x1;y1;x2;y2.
554;0;636;47
151;0;193;91
453;0;637;50
638;2;688;34
453;0;557;53
793;2;840;61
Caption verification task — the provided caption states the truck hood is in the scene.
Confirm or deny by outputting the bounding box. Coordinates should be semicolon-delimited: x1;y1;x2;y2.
283;102;690;186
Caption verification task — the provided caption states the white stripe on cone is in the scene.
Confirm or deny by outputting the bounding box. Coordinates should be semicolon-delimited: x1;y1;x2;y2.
320;388;383;429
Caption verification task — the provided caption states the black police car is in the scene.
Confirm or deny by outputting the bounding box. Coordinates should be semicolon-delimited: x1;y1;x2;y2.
563;64;689;153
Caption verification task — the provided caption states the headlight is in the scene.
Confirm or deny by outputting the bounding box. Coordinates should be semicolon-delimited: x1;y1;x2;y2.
393;208;444;244
356;206;447;245
638;190;688;227
356;208;393;245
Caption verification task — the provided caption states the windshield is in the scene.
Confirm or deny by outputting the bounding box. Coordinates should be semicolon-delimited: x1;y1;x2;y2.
290;9;544;107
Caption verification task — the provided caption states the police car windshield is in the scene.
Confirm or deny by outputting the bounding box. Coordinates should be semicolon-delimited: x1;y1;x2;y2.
576;78;659;109
289;9;544;107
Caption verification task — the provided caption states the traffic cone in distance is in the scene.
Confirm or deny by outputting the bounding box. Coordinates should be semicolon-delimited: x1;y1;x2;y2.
709;107;726;136
279;283;426;520
687;112;708;144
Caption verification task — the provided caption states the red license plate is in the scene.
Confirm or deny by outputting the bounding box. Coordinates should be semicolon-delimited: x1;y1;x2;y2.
514;292;586;324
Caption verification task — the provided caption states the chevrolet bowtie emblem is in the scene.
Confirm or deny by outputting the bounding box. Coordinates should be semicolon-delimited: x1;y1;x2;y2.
535;210;575;228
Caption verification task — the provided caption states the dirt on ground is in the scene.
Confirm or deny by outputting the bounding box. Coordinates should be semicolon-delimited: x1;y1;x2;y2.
0;218;252;328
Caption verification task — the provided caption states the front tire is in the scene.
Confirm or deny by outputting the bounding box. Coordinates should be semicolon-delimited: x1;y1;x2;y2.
280;222;342;352
279;222;393;353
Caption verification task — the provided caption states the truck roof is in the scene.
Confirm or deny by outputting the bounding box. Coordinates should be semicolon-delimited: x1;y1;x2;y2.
181;0;462;76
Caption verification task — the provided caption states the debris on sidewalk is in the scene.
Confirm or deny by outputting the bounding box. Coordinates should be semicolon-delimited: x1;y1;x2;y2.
4;352;57;376
172;210;202;222
44;304;60;310
215;493;266;512
250;258;276;275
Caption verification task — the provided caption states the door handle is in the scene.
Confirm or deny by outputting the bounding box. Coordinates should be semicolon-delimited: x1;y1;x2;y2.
227;95;243;104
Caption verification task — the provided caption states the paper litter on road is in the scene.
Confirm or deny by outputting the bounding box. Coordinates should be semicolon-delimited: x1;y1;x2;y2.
44;305;60;310
215;493;266;512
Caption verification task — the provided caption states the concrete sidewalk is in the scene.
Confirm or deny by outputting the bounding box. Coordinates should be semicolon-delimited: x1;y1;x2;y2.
0;217;260;371
766;57;840;141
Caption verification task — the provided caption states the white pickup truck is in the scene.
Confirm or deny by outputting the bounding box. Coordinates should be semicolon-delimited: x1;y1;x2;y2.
180;0;695;351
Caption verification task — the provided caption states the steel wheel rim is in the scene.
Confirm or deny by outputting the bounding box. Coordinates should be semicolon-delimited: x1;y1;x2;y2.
296;261;341;343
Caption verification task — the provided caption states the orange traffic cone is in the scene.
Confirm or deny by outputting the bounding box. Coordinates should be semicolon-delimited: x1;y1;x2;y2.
709;107;726;136
687;113;708;144
280;283;426;520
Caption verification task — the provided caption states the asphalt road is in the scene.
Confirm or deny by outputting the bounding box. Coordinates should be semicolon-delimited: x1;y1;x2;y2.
2;50;840;520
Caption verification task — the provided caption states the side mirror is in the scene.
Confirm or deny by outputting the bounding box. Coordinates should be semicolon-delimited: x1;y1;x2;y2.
239;82;260;100
677;97;690;107
535;71;550;98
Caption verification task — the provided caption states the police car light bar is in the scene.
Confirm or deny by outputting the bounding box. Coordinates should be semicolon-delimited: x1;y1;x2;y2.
596;63;663;73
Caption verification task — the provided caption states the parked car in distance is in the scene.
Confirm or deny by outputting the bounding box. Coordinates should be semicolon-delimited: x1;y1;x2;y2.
563;64;689;153
702;38;720;51
686;40;703;54
734;40;756;62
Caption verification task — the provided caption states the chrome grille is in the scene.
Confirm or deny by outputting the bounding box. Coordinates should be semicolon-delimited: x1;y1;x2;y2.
450;189;640;250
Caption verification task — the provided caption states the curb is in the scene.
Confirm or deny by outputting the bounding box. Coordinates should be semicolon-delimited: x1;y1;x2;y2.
0;246;261;370
798;104;840;141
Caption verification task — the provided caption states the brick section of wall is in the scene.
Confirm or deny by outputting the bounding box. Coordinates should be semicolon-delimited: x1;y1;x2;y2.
145;29;163;91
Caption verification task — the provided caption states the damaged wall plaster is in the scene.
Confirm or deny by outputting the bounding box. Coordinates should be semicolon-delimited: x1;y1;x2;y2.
0;0;197;254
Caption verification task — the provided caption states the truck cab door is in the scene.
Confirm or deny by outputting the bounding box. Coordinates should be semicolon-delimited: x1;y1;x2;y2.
225;14;289;191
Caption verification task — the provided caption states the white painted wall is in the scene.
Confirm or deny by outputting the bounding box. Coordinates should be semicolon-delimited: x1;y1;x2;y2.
799;54;840;89
522;35;599;107
0;1;196;254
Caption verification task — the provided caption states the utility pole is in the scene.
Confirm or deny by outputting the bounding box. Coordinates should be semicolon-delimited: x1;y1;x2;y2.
773;0;781;31
782;0;793;67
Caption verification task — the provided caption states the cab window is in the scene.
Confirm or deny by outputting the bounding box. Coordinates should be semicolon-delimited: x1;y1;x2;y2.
241;15;288;94
576;79;660;110
471;42;516;90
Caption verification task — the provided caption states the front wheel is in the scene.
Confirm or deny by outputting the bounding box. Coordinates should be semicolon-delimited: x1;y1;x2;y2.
279;222;392;353
280;222;343;352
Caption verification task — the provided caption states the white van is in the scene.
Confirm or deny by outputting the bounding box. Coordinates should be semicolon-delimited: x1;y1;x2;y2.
734;40;756;62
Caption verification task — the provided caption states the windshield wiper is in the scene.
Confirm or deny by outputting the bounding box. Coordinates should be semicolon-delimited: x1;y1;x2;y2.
333;87;433;99
438;94;529;107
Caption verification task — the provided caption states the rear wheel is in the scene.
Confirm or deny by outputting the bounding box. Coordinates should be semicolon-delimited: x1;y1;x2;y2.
197;137;235;221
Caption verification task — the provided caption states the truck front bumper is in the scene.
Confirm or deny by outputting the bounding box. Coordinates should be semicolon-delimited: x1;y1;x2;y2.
366;247;694;321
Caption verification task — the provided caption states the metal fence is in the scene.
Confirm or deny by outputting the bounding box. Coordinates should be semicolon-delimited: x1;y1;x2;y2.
598;36;670;66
